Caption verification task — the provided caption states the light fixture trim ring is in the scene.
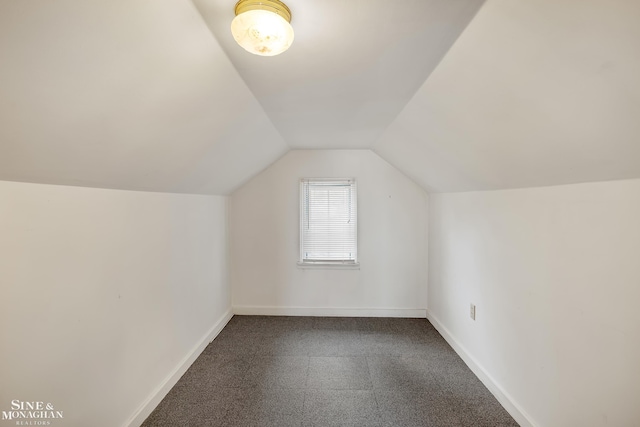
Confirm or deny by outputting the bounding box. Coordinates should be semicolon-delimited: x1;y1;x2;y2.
234;0;292;23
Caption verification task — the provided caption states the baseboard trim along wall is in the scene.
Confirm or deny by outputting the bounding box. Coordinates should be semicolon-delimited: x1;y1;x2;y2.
233;305;427;318
426;310;537;427
125;308;233;427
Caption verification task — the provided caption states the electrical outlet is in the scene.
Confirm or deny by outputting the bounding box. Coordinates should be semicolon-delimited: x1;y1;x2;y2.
470;303;476;320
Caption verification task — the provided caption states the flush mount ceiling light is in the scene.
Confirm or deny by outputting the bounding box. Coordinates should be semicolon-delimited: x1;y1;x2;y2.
231;0;294;56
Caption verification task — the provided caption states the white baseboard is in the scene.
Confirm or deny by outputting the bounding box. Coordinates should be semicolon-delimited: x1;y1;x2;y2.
425;310;538;427
124;308;233;427
233;305;426;318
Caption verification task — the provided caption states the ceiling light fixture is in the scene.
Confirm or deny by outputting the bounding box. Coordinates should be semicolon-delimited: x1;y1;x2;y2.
231;0;294;57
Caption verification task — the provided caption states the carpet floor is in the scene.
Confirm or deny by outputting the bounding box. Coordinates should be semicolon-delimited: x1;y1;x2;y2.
142;316;520;426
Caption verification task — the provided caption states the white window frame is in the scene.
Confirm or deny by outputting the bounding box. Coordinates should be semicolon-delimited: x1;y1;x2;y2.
299;178;358;268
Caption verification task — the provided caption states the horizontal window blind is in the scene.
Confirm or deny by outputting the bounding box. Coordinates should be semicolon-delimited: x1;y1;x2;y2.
300;178;357;263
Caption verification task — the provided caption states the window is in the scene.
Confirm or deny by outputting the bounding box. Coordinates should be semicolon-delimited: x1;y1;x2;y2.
299;178;357;266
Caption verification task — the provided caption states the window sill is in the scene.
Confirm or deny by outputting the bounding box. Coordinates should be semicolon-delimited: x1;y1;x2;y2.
297;261;360;270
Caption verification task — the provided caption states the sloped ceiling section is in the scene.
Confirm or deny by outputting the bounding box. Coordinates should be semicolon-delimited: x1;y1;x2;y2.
193;0;485;149
0;0;287;195
374;0;640;192
3;0;638;196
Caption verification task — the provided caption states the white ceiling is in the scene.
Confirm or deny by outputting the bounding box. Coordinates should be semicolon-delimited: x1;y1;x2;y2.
0;0;639;195
193;0;484;149
374;0;640;192
0;0;287;194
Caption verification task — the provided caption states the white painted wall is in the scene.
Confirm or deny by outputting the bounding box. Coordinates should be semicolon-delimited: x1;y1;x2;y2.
0;181;231;427
230;150;428;316
427;179;640;427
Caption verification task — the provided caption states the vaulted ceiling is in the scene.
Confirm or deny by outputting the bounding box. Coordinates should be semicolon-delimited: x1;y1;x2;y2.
1;0;638;195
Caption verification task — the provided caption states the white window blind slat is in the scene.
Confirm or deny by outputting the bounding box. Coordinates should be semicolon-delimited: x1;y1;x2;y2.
300;178;357;263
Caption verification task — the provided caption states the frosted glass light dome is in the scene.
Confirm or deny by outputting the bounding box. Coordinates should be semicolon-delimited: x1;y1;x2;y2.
231;0;294;57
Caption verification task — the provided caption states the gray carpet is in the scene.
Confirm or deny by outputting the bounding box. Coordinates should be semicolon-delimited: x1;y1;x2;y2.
142;316;520;426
